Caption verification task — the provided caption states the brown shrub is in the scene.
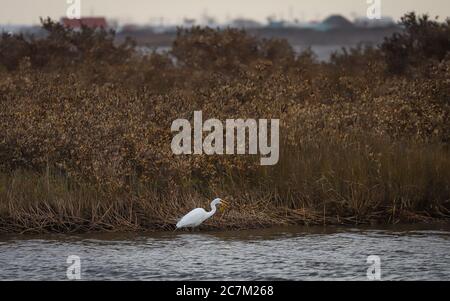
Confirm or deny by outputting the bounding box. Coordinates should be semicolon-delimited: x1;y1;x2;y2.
381;12;450;74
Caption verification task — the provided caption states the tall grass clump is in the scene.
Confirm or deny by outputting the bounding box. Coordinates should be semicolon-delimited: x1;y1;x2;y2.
0;14;449;233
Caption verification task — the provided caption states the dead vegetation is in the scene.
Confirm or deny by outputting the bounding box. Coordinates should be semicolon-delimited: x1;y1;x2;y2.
0;14;449;233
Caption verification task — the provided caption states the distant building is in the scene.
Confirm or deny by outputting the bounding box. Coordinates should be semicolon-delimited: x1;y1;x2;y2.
354;16;396;28
183;18;196;27
321;15;354;30
231;18;262;29
61;17;108;30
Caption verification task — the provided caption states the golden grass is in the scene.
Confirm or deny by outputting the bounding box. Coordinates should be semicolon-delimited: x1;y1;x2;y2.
0;138;448;234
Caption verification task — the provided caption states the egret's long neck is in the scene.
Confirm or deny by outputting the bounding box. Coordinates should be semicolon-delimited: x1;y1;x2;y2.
206;202;217;218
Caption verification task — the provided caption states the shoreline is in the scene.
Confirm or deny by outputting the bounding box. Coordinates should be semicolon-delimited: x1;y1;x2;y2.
1;219;450;236
1;206;449;235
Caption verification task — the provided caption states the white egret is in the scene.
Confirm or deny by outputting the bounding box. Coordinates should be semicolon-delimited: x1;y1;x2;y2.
176;198;228;229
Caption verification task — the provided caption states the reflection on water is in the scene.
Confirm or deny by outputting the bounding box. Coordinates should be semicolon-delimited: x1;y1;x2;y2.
0;224;449;280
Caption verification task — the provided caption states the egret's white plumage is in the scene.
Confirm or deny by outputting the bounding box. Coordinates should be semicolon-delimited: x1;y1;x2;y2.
176;198;226;228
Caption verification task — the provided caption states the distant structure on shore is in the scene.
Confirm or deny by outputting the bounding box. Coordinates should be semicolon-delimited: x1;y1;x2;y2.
1;13;400;54
116;13;395;32
0;13;396;34
321;15;355;30
354;16;396;28
231;18;263;29
61;17;108;30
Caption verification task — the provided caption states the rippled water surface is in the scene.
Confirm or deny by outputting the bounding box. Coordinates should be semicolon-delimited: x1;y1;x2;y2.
0;224;449;280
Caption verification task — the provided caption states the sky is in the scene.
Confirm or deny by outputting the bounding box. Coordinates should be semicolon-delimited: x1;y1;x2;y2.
1;0;450;25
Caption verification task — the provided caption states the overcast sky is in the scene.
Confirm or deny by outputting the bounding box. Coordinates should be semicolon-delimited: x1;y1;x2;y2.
1;0;449;25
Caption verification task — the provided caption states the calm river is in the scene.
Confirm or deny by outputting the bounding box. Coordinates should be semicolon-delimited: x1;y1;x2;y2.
0;224;449;280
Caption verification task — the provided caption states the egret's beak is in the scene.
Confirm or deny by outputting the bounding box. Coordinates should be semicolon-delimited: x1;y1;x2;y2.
220;200;229;211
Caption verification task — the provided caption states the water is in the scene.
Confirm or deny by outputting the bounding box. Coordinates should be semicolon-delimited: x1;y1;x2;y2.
0;224;449;280
137;45;354;61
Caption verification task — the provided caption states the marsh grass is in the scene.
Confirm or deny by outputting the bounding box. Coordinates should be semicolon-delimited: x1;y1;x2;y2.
0;138;448;233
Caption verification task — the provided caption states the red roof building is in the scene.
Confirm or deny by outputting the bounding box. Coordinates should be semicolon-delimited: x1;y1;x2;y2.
61;17;108;29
